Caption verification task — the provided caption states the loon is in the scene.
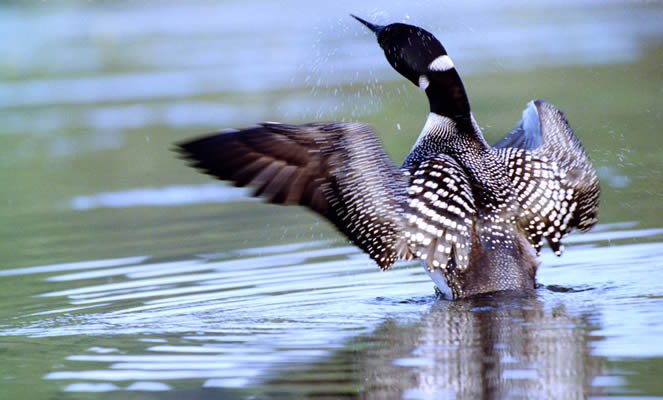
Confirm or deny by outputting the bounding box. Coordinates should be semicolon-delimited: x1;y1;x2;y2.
177;16;600;299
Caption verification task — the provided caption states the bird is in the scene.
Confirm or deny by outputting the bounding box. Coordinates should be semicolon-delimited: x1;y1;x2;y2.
176;15;600;299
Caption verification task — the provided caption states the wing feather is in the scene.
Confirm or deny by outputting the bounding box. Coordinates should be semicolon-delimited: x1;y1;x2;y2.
400;154;476;273
178;122;483;272
494;99;600;254
177;122;409;269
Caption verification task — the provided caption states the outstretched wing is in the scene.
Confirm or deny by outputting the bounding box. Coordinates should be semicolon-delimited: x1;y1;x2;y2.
177;122;481;273
176;122;410;269
494;99;600;254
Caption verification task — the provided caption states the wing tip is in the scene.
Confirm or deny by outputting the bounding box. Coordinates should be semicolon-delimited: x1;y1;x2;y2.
172;141;195;160
530;98;548;108
173;128;246;160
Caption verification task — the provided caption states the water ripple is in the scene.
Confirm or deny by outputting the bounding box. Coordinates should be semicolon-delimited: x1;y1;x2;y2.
1;226;663;395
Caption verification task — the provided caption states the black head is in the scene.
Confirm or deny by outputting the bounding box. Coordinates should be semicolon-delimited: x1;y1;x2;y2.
352;15;472;128
352;15;447;86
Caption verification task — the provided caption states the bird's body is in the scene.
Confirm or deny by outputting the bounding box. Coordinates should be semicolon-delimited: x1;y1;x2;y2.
177;16;600;299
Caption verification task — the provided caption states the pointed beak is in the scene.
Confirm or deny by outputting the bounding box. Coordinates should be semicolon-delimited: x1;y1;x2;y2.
351;14;384;35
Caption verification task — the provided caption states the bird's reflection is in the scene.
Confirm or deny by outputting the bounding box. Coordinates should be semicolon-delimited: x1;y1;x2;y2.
360;291;605;399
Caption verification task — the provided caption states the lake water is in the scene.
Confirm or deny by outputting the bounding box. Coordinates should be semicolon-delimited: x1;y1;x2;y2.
1;1;663;399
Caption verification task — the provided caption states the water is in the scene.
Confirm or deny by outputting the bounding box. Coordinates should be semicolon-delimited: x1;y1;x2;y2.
2;226;663;398
2;1;663;399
